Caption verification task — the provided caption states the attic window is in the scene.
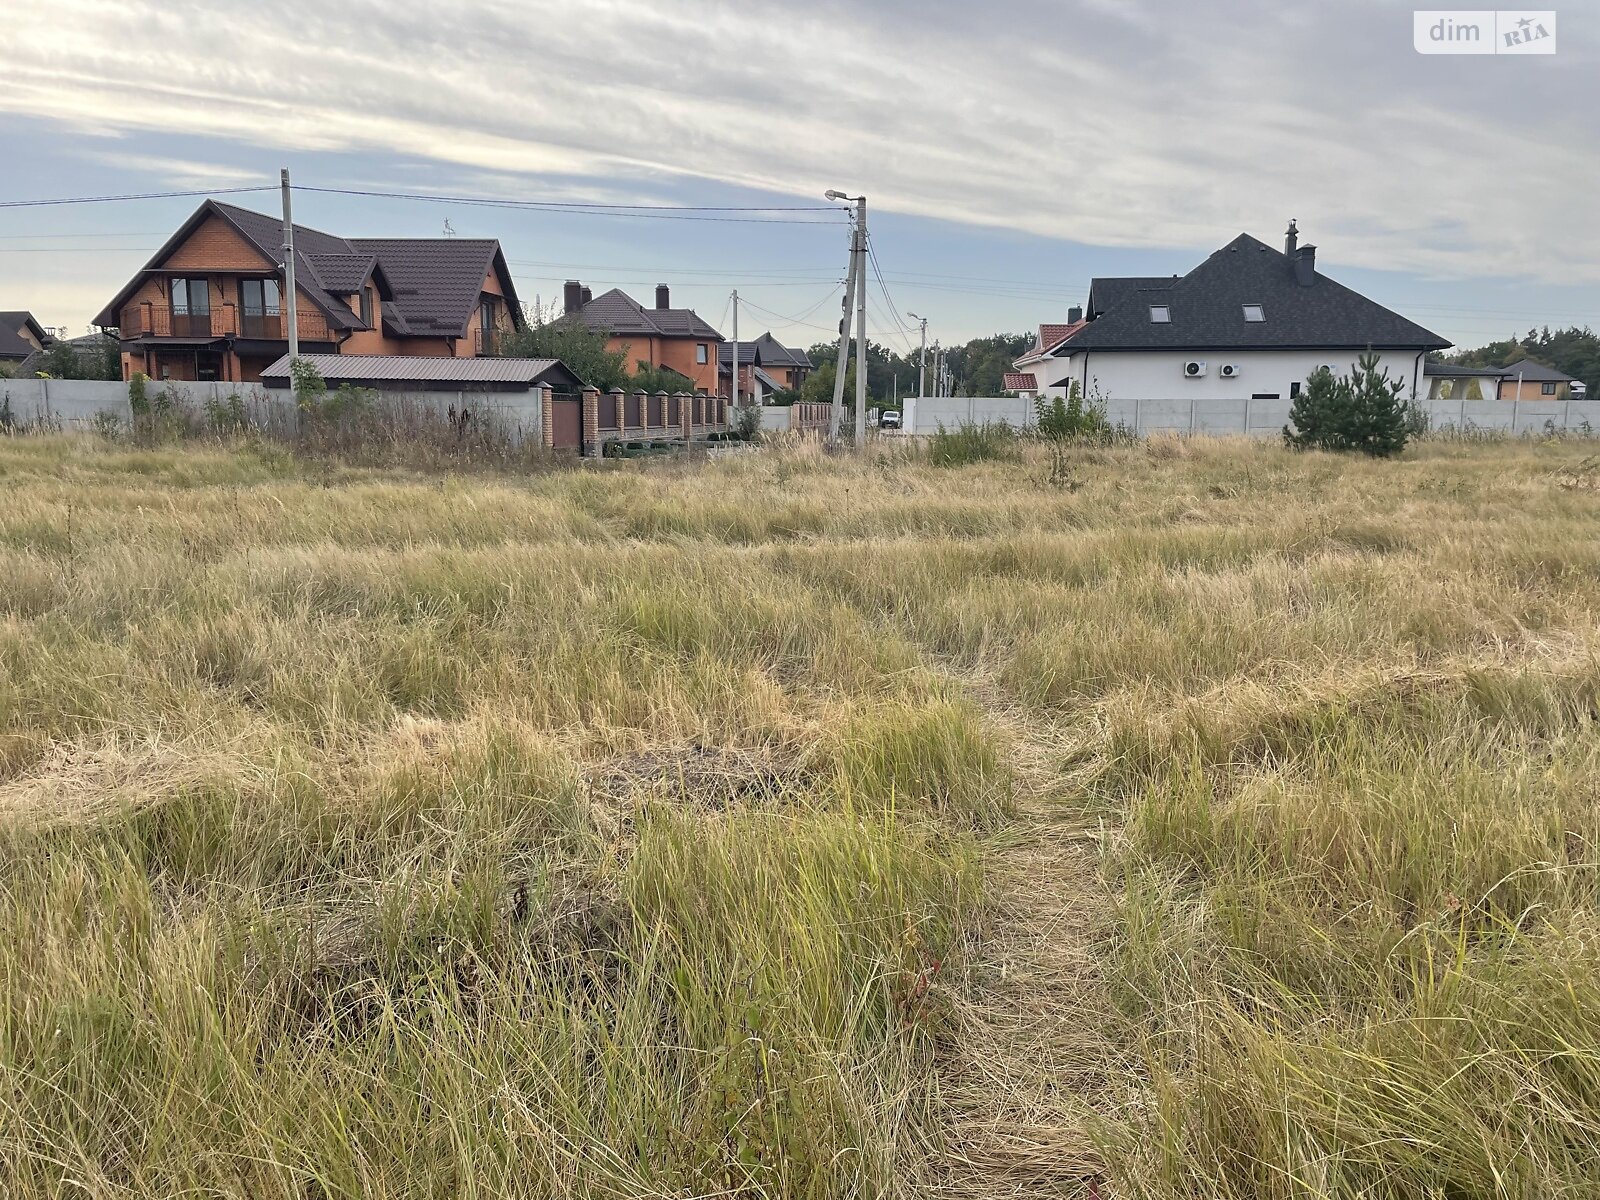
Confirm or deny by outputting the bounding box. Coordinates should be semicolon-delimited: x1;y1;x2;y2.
1242;304;1265;322
1149;305;1170;323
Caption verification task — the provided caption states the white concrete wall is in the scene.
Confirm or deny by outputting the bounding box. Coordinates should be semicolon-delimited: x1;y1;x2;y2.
0;378;543;444
908;394;1600;438
1056;349;1429;404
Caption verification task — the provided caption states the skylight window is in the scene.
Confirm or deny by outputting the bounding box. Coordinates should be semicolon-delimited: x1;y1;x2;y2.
1243;304;1265;322
1149;305;1171;323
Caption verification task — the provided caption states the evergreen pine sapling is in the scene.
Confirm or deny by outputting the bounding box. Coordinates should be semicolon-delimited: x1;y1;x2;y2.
1284;365;1343;450
1342;348;1411;457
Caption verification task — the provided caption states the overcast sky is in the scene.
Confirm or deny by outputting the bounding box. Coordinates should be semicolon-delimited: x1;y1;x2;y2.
2;0;1596;353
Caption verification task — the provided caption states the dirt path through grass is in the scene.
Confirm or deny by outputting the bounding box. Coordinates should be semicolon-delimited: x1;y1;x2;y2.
928;699;1121;1198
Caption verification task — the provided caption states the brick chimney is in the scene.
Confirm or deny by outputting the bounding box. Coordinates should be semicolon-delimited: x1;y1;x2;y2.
1293;244;1317;287
581;286;592;305
1284;218;1298;258
655;284;671;310
564;280;583;315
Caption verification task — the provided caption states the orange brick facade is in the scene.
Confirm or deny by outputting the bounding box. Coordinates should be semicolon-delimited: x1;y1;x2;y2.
104;204;520;384
606;333;720;393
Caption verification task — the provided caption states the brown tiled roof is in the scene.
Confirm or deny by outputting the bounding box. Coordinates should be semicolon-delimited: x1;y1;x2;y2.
94;200;522;341
571;288;722;340
0;311;50;360
1003;372;1039;391
307;253;379;294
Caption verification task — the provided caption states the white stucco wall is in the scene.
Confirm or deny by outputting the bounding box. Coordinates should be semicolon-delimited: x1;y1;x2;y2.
1045;349;1429;403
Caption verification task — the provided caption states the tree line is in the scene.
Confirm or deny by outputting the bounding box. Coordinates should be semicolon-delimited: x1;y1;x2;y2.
1444;326;1600;397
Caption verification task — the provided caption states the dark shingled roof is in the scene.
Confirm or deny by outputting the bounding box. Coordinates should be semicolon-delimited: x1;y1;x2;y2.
570;288;722;341
0;311;50;360
719;331;809;368
1062;235;1448;354
349;238;505;336
1086;277;1174;319
93;201;522;341
1494;360;1579;383
306;253;379;294
1424;362;1508;378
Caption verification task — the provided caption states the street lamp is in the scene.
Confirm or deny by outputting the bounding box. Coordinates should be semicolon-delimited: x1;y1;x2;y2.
907;311;928;399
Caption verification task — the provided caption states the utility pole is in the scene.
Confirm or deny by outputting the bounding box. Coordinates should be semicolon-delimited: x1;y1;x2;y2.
827;210;857;442
908;312;928;399
852;196;868;450
280;168;299;364
730;289;739;410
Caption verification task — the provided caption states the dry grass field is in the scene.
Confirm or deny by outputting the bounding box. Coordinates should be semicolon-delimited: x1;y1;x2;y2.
1;431;1598;1198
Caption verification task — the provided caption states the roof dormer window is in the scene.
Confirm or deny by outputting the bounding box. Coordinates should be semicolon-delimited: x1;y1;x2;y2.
1149;305;1170;323
1243;303;1265;322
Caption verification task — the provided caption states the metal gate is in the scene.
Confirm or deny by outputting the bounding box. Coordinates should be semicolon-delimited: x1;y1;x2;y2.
551;396;581;450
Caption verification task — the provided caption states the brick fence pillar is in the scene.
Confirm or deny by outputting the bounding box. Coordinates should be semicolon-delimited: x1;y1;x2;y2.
581;385;600;457
608;386;625;445
633;390;649;436
541;385;554;449
676;391;692;441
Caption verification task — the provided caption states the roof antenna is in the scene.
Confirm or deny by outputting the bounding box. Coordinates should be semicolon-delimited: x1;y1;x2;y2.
442;218;456;238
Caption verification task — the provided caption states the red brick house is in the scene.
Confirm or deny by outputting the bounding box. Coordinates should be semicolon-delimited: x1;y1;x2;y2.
94;201;524;383
563;281;724;393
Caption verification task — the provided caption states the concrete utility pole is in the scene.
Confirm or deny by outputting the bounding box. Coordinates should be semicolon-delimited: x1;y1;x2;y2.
825;190;868;447
280;168;299;364
827;203;857;443
852;196;868;450
730;289;739;410
909;312;928;400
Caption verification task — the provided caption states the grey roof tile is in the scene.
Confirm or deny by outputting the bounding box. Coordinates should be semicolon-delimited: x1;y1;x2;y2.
1064;236;1448;354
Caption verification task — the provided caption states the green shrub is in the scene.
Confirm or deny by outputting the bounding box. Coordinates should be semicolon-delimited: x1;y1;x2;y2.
1285;351;1413;457
1034;382;1110;441
928;421;1019;467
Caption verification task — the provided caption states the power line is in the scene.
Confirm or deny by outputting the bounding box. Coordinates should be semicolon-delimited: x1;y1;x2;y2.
740;285;849;335
0;185;275;208
865;237;920;356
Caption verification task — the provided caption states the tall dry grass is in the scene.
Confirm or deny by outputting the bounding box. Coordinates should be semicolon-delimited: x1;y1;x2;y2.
1;430;1598;1196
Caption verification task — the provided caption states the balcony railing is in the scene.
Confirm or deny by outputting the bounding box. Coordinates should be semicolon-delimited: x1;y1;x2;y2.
118;302;333;342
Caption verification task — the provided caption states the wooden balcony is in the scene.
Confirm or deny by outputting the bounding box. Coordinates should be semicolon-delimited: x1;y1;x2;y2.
118;302;334;343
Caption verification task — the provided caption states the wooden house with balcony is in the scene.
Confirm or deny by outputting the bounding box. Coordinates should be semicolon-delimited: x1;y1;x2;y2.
94;201;524;383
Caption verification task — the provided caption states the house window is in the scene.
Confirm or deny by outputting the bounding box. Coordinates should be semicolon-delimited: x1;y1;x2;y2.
361;287;375;327
697;343;709;364
1290;381;1301;398
1542;382;1557;395
240;278;281;314
1149;305;1170;323
240;279;282;338
169;278;210;316
1242;304;1265;322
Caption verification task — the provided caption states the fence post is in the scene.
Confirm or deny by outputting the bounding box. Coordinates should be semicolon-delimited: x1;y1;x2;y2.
676;391;692;441
1189;397;1197;436
1511;399;1519;433
541;385;554;449
608;386;625;442
1133;397;1142;436
1243;396;1252;436
1460;398;1467;431
581;386;600;457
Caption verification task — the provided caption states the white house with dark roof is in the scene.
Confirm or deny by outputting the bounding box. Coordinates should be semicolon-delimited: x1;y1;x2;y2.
1015;222;1450;404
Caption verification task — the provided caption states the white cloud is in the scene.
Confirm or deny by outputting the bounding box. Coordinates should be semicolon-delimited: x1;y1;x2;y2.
3;0;1597;280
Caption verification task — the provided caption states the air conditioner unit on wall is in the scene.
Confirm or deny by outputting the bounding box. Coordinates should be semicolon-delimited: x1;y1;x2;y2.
1219;363;1241;378
1184;360;1207;378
